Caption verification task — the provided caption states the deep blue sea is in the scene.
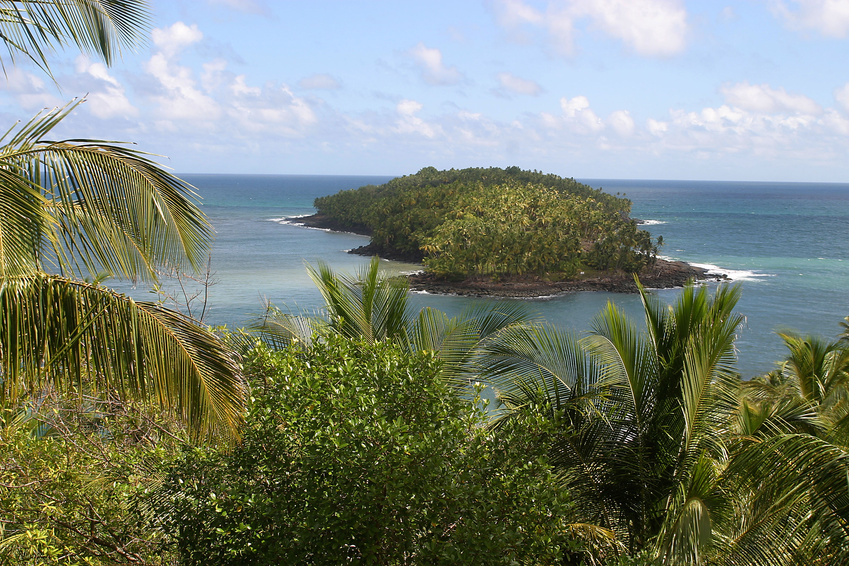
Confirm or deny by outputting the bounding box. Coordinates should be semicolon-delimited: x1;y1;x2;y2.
125;174;849;379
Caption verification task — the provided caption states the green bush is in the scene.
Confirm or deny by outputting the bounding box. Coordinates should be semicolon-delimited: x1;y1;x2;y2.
0;399;181;565
155;336;575;565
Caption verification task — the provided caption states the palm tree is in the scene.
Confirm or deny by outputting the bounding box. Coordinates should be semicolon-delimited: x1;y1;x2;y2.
0;1;244;440
488;282;849;565
255;257;535;388
727;331;849;565
486;282;749;564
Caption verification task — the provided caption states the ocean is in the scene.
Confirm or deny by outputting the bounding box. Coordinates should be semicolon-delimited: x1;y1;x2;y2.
127;174;849;379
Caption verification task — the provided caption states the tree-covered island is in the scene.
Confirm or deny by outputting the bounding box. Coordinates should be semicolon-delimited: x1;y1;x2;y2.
304;167;717;296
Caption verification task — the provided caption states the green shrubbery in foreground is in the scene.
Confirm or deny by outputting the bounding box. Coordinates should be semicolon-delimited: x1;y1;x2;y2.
6;262;849;564
154;337;576;565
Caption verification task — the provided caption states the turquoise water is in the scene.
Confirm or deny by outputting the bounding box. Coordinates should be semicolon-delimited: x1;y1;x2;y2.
129;174;849;379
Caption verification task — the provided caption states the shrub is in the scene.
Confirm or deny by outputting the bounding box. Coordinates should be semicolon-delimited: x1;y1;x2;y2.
155;336;574;565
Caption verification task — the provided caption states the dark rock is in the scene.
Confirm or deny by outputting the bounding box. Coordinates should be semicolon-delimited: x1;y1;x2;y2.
407;261;724;298
292;214;724;297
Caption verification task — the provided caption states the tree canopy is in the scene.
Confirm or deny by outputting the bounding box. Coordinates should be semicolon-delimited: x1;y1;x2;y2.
313;166;661;279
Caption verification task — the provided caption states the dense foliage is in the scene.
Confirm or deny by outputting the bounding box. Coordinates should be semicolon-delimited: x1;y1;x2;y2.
154;337;576;565
313;166;660;279
6;257;849;565
486;284;849;565
0;394;185;565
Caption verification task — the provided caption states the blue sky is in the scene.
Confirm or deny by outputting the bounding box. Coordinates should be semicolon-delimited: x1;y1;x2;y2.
3;0;849;181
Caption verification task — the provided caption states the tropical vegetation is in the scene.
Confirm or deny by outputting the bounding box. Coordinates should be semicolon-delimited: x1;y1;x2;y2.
7;249;849;564
3;2;849;565
154;336;576;565
313;166;661;279
0;1;245;439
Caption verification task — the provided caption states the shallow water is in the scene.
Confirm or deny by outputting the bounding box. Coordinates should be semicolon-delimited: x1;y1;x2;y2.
115;174;849;378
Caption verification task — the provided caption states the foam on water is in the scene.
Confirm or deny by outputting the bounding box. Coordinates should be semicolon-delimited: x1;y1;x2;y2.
689;262;775;282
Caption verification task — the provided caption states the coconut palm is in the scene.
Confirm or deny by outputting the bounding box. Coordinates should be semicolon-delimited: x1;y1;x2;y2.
485;283;749;563
254;257;536;388
775;331;849;409
488;282;849;564
726;331;849;565
0;1;244;440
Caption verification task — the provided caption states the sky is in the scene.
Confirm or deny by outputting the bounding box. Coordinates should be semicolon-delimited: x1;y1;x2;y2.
3;0;849;182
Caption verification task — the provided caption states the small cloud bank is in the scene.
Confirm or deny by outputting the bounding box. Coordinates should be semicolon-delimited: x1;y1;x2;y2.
491;0;689;57
496;72;542;96
408;42;464;85
770;0;849;37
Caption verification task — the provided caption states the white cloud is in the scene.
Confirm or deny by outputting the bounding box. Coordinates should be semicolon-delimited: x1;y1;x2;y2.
609;110;635;136
231;75;261;97
395;99;438;138
228;84;317;136
544;5;579;55
823;108;849;135
74;55;137;119
299;74;341;90
496;72;542;95
647;118;668;136
560;95;604;132
408;43;463;85
201;59;229;92
145;51;222;122
151;22;203;56
137;21;325;143
1;67;61;110
721;82;821;114
490;0;689;57
834;83;849;112
640;95;845;166
575;0;689;57
493;0;544;27
770;0;849;37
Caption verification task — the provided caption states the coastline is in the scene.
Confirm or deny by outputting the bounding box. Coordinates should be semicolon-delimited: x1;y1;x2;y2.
406;261;722;298
294;213;724;297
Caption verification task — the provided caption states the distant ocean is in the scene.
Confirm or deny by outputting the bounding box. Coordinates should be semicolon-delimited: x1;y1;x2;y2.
121;174;849;378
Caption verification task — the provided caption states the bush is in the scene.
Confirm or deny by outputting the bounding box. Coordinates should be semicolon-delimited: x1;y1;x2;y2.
155;336;574;565
0;397;181;565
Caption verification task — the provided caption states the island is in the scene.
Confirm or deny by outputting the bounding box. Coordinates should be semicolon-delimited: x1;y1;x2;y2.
299;167;720;297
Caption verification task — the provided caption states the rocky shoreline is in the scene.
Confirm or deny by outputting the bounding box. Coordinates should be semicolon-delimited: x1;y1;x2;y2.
294;213;725;298
407;261;723;298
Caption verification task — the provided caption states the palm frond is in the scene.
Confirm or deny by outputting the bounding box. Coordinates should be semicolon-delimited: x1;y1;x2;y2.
407;306;481;387
655;455;715;565
483;323;604;417
0;274;245;441
0;0;150;75
680;309;743;449
722;431;849;564
306;257;411;343
458;299;539;340
587;301;655;422
0;102;212;281
250;302;328;349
